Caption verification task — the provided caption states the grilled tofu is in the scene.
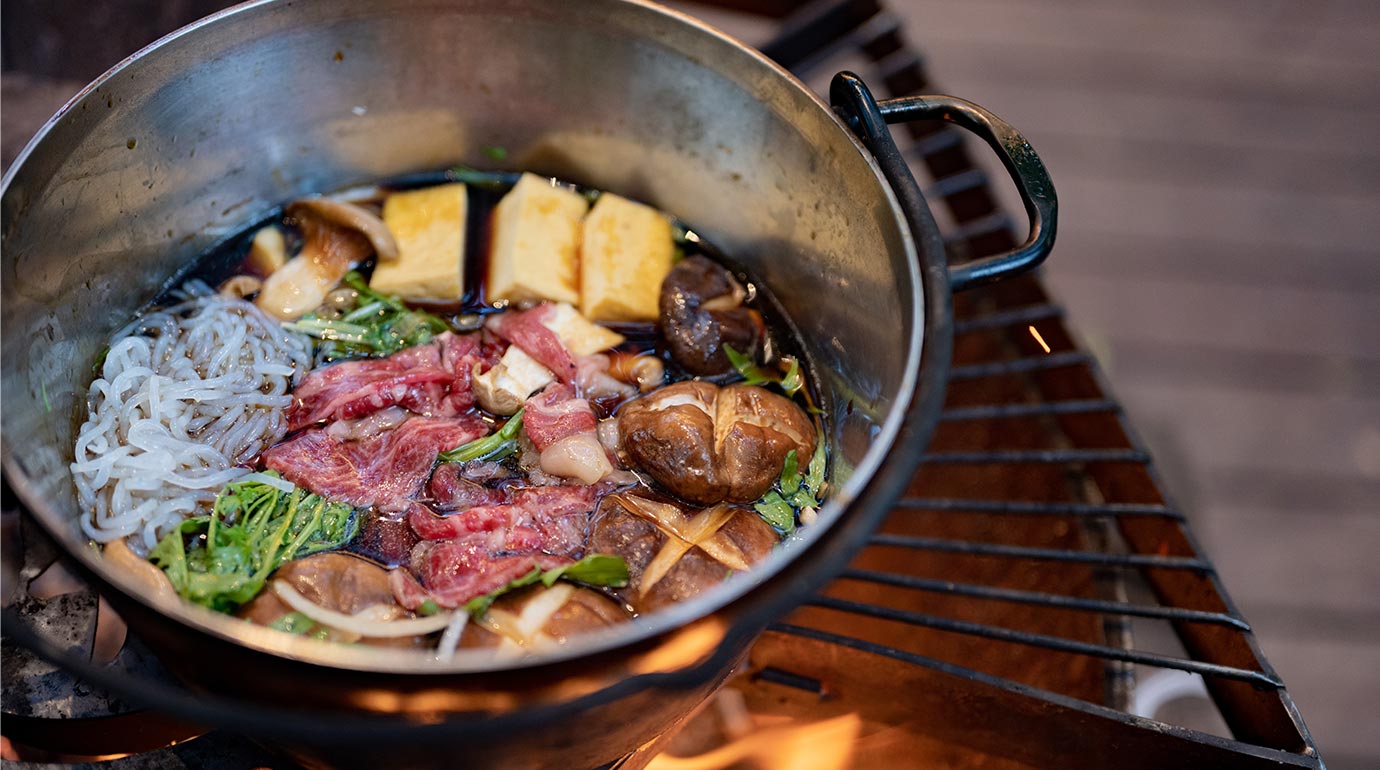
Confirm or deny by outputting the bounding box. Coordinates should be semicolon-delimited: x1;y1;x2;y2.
580;193;674;322
370;183;467;301
543;302;625;356
488;173;588;306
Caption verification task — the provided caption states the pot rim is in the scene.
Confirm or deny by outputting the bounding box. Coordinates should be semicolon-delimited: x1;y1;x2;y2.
1;0;927;676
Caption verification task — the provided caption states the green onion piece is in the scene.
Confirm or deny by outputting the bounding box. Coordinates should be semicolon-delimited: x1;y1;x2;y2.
417;599;441;617
438;410;524;464
342;300;388;323
754;491;796;534
481;146;508;161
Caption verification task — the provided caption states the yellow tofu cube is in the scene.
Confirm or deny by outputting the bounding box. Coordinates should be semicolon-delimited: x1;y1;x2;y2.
580;193;674;322
542;302;625;356
370;183;467;301
488;173;588;306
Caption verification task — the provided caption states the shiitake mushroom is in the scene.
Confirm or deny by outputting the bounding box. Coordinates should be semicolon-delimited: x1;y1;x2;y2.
659;255;763;376
588;494;777;614
617;381;815;505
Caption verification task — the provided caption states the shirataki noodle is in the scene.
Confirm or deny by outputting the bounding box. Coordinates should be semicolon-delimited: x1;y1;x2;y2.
71;284;312;552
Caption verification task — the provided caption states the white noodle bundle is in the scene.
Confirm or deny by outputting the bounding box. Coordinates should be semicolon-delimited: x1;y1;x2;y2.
72;284;312;552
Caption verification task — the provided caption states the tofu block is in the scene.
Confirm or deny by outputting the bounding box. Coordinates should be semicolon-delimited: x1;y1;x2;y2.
488;173;588;306
370;183;467;300
473;345;555;415
580;193;674;322
542;302;625;356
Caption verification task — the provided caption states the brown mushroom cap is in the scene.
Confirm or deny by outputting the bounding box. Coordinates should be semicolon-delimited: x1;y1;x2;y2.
238;552;426;648
618;381;815;504
659;255;762;376
459;585;628;649
588;495;778;614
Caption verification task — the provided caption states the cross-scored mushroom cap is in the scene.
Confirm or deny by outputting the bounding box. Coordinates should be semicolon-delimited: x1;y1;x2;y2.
617;381;815;504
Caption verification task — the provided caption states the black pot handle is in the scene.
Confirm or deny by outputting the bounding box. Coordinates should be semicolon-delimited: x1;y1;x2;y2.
830;71;1056;292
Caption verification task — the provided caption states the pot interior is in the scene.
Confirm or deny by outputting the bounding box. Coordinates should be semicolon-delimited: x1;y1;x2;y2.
0;0;923;672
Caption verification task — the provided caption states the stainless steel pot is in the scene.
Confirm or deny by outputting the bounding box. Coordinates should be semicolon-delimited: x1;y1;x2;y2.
0;1;1054;767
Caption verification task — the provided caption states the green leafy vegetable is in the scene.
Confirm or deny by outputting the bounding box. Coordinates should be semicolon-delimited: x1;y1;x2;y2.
723;344;805;398
464;554;630;618
438;410;525;464
147;472;357;613
284;271;449;358
753;491;796;534
753;431;828;534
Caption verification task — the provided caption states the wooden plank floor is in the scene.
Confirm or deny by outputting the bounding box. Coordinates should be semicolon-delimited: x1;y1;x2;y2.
5;1;1378;767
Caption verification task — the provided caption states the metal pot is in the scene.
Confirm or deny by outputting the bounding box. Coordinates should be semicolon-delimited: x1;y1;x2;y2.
0;1;1054;767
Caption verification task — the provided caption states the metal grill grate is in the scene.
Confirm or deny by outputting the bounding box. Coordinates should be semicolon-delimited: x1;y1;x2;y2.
711;1;1325;767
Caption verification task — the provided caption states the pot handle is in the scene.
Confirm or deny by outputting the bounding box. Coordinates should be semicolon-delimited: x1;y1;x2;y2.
830;72;1056;292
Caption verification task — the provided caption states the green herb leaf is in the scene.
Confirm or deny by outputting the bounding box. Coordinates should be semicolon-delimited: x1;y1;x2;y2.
289;273;451;359
754;491;796;534
449;166;516;188
465;567;544;618
464;554;630;618
802;431;827;499
779;450;802;496
780;358;803;397
146;472;357;613
438;410;524;464
723;344;774;387
481;146;508;161
541;554;631;589
723;345;808;401
269;612;316;635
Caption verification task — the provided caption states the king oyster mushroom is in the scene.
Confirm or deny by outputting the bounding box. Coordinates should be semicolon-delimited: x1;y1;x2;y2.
255;198;400;321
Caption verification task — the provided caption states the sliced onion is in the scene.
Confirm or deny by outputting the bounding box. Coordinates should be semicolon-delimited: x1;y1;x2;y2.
435;609;470;661
271;582;455;638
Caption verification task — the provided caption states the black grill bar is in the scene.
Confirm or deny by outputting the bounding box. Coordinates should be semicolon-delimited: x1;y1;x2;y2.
949;351;1092;380
953;304;1062;334
802;597;1282;688
939;399;1120;421
921;449;1151;464
837;569;1251;630
867;534;1214;571
896;497;1183;520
